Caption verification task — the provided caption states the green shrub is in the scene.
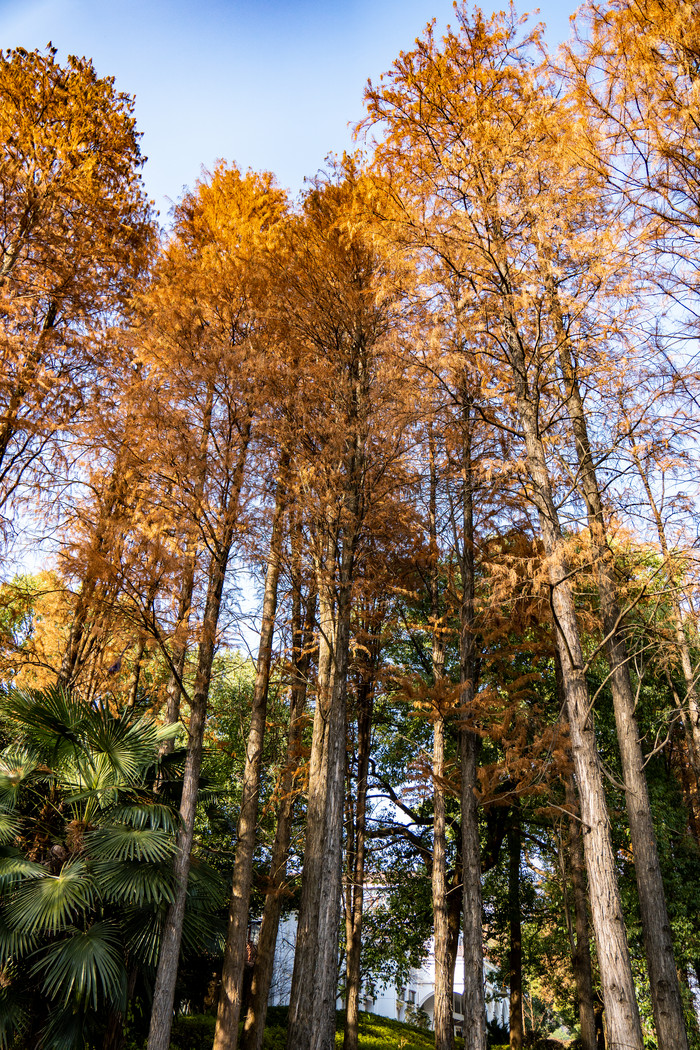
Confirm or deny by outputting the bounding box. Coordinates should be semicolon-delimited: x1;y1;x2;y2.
169;1014;216;1050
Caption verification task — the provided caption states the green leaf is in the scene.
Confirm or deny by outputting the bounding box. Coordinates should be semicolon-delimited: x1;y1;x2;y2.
0;846;44;887
84;826;175;863
0;811;22;846
33;921;126;1012
104;800;181;833
0;985;29;1050
7;859;95;935
95;860;175;906
0;907;39;964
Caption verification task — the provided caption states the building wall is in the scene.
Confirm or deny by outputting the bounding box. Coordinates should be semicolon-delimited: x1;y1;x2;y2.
266;917;508;1033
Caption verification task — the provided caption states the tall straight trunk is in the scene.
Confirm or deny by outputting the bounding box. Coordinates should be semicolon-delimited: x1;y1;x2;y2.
311;559;354;1050
214;456;289;1050
549;287;688;1050
147;545;232;1050
507;807;523;1050
162;382;215;752
458;399;487;1050
429;423;454;1050
241;579;317;1050
631;446;700;785
563;773;599;1050
502;306;644;1050
343;657;375;1050
286;570;336;1050
147;426;251;1050
433;714;454;1050
446;853;462;1023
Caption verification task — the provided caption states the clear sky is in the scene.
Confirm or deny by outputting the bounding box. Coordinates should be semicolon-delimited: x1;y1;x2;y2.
0;0;581;218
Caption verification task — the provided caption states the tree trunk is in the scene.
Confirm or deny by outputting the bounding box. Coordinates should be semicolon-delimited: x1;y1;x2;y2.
550;288;688;1050
285;571;336;1050
562;768;598;1050
631;445;700;788
343;650;375;1050
502;306;644;1050
311;561;353;1050
458;400;487;1050
214;457;289;1050
429;422;454;1050
146;547;231;1050
433;714;454;1050
241;580;317;1050
147;426;250;1050
507;807;523;1050
161;381;215;753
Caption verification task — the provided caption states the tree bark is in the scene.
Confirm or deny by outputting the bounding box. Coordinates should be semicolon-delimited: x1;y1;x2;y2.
285;571;336;1050
241;579;317;1050
433;714;454;1050
507;806;524;1050
146;546;231;1050
458;399;487;1050
549;284;688;1050
428;422;454;1050
214;456;289;1050
631;446;700;789
564;773;599;1050
502;305;644;1050
147;426;250;1050
343;646;375;1050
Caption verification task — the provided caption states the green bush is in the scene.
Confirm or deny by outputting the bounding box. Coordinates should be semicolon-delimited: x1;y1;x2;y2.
169;1014;216;1050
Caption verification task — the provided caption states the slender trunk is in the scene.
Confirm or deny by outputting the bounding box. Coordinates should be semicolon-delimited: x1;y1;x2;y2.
162;383;215;753
632;446;700;785
214;456;289;1050
285;570;336;1050
446;853;462;1024
343;658;374;1050
127;634;146;708
311;560;353;1050
433;715;454;1050
146;547;230;1050
241;581;317;1050
550;288;688;1050
502;305;644;1050
458;399;487;1050
508;807;523;1050
147;426;250;1050
564;774;600;1050
429;423;454;1050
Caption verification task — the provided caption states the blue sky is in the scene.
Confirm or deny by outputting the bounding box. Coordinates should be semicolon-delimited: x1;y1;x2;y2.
1;0;580;219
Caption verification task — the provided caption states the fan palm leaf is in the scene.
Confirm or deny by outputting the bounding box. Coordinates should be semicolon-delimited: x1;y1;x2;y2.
7;859;95;935
33;921;126;1012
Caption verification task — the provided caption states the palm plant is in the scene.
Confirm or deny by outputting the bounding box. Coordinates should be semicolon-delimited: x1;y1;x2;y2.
0;687;225;1050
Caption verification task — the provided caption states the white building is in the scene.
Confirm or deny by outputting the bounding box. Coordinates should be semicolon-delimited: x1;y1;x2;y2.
265;914;508;1035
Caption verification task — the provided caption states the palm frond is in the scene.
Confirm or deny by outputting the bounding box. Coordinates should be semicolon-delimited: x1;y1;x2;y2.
94;860;175;907
0;985;29;1050
0;689;90;763
33;921;126;1012
0;908;39;964
0;811;22;846
0;846;44;887
7;859;95;935
84;826;175;864
103;800;181;833
84;707;161;784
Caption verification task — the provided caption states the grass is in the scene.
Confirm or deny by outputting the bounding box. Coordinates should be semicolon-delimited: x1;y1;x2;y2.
168;1009;465;1049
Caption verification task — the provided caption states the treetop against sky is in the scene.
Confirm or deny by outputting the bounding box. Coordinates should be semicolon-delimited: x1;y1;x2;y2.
1;0;578;217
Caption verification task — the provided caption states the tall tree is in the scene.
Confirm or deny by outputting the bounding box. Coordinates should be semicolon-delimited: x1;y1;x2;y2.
365;10;646;1048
